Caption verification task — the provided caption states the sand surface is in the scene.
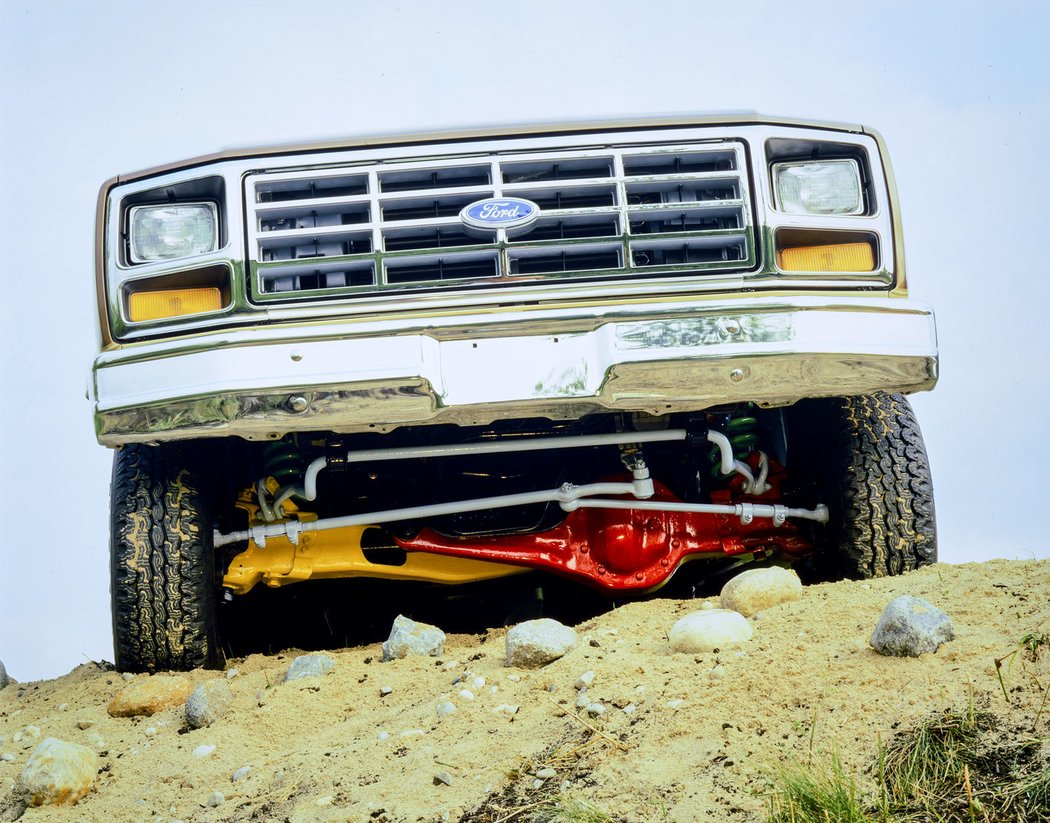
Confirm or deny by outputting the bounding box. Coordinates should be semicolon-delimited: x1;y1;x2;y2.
2;559;1048;822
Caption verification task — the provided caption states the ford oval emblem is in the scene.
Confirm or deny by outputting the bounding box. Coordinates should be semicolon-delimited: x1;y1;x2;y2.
460;197;540;231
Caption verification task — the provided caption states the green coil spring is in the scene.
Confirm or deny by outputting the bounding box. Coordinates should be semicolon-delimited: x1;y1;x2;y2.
262;440;303;488
708;408;760;479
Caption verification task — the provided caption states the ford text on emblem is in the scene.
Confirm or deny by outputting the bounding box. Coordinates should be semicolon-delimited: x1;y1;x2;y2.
460;197;540;231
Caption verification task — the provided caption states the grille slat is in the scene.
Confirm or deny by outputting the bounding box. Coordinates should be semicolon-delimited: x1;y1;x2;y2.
246;140;754;300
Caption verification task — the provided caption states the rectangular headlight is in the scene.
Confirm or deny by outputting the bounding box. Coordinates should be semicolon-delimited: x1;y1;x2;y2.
128;203;218;263
773;160;863;215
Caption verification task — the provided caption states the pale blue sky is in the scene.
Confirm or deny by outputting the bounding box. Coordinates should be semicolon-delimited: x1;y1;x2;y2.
2;0;1048;681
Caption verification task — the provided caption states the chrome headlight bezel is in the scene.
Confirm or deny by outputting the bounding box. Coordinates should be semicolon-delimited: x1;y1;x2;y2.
771;158;864;216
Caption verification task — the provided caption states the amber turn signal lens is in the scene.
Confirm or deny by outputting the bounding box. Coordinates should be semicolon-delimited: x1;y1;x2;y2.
776;242;874;272
128;287;223;322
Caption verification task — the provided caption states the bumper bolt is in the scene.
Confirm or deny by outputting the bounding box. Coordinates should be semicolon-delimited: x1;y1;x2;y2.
288;395;310;413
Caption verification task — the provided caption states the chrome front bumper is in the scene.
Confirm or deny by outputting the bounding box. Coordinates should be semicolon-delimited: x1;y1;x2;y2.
91;296;938;446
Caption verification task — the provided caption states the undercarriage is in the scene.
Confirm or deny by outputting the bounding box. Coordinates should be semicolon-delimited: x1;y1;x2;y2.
109;393;936;672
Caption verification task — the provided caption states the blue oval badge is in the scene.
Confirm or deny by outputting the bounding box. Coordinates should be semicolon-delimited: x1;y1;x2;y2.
460;197;540;231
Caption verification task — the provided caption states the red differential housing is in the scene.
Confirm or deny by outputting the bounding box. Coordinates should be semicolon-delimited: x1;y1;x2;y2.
395;460;813;592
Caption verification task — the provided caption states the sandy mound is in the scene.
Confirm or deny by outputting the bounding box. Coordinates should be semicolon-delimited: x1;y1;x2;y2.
2;559;1047;822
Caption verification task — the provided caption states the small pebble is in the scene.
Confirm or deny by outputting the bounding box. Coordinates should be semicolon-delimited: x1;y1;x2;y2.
225;668;239;680
458;689;475;701
434;771;454;786
231;766;251;782
435;700;457;718
316;795;334;806
586;702;606;716
121;672;135;682
536;768;557;779
204;790;224;807
666;699;684;710
1;752;14;762
709;665;726;680
379;686;393;696
400;729;426;737
488;686;499;695
58;703;69;711
532;778;544;789
623;703;637;715
471;676;486;689
76;720;94;730
144;726;157;736
192;744;216;758
506;674;521;682
701;601;715;610
574;670;596;690
377;732;390;741
575;691;591;709
494;704;519;715
442;660;461;671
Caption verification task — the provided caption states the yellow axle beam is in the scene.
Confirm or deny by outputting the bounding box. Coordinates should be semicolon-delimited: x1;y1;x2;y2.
221;518;527;595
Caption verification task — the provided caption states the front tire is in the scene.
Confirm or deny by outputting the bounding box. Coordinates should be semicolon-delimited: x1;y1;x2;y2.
110;444;220;672
788;392;937;579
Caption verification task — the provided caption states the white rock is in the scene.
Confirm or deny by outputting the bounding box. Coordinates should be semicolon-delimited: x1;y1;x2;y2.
376;732;390;741
19;738;98;806
574;670;595;690
1;752;15;762
192;744;216;758
666;699;684;710
623;703;637;715
185;680;234;729
144;727;157;737
506;674;521;682
379;685;393;696
458;689;475;701
586;702;606;716
505;618;577;668
225;668;239;680
575;691;591;709
493;704;520;715
399;729;426;738
668;609;753;653
708;665;726;680
720;567;803;617
442;660;461;671
471;676;486;689
58;704;69;712
536;767;557;779
870;596;955;657
382;615;446;661
488;686;499;695
284;654;335;681
231;766;251;782
435;701;456;718
434;771;454;787
204;791;224;807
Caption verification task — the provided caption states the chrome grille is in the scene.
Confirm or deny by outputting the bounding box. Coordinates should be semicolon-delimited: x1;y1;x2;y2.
245;141;754;301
